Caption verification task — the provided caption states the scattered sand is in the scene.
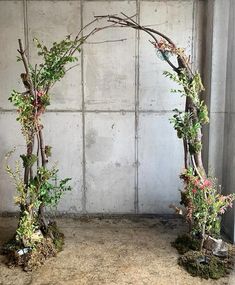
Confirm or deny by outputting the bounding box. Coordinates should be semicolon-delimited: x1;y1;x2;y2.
0;216;234;285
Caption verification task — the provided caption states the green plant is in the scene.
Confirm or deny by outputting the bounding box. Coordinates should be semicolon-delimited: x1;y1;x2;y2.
164;70;209;156
180;168;235;248
31;36;81;91
94;14;235;280
33;167;71;208
16;210;40;247
6;32;90;258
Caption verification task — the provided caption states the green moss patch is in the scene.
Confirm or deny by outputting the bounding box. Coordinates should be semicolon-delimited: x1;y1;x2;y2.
2;221;64;271
48;221;64;252
179;250;230;280
172;234;201;254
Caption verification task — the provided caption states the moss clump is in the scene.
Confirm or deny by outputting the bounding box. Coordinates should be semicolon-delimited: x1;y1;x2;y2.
172;234;200;254
1;237;21;255
24;238;57;271
179;250;227;279
2;221;64;271
48;221;64;252
6;237;57;271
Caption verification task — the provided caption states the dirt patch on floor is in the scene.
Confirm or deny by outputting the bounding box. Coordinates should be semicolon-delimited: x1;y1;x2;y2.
0;216;234;285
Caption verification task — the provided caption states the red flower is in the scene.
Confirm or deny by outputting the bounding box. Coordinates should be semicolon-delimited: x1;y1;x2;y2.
194;178;200;186
199;179;212;190
192;189;197;194
203;179;212;187
36;90;44;97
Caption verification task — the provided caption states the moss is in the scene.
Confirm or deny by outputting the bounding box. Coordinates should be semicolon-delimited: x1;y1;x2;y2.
2;221;65;271
5;237;57;271
179;251;227;280
172;234;200;254
1;237;21;254
47;221;64;252
53;235;64;252
24;238;57;271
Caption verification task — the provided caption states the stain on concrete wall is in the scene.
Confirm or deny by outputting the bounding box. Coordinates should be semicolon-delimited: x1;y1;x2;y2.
0;0;201;214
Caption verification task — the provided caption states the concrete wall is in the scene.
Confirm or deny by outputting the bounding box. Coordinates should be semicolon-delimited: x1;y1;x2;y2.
0;0;203;214
222;0;235;243
203;0;235;242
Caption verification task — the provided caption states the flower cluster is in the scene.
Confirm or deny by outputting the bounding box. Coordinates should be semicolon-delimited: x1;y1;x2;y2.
33;90;50;117
154;38;189;64
190;178;212;193
180;168;235;236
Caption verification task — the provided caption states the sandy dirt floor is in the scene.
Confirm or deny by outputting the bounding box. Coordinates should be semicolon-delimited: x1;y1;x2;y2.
0;216;234;285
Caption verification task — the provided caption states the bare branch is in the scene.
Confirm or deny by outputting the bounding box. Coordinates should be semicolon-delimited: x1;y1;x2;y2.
18;39;35;96
95;15;180;72
85;38;127;44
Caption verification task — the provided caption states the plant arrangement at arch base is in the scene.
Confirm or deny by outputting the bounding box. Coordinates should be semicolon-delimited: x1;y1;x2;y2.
163;65;235;279
171;168;235;279
1;30;96;271
163;51;235;280
155;33;235;281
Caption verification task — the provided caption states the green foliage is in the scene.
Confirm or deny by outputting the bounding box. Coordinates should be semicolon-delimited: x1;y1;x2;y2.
6;34;81;251
197;101;209;125
164;69;209;154
16;211;41;247
9;90;35;141
45;145;52;157
31;36;81;90
20;154;37;168
180;168;235;237
170;109;202;154
9;35;83;142
5;152;27;208
7;162;71;247
163;69;205;107
28;167;72;208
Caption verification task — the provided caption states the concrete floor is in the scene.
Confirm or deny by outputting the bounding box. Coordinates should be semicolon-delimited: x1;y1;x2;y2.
0;216;234;285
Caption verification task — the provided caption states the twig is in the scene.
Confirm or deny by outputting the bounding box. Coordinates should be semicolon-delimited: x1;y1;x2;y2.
95;15;179;72
75;18;99;40
85;38;127;44
191;155;203;180
17;39;35;97
38;129;47;168
64;63;80;73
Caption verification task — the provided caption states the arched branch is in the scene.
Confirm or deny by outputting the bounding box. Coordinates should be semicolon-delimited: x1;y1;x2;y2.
94;14;205;176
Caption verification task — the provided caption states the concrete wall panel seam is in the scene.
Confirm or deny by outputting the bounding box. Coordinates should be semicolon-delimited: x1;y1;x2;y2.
134;0;140;214
201;0;214;173
191;0;196;70
23;0;29;54
81;0;87;213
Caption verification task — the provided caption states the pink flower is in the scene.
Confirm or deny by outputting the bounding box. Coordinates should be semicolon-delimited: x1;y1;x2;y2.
194;179;200;186
203;179;212;188
220;208;225;214
192;189;197;194
36;90;44;97
219;195;226;201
